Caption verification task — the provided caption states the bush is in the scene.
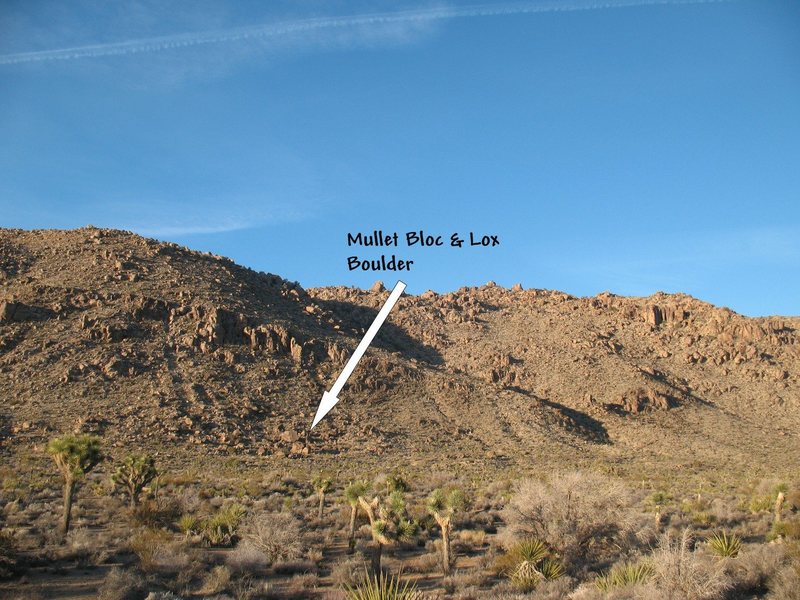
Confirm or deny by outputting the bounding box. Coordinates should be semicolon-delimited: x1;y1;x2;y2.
644;528;731;600
129;528;172;571
748;482;788;514
201;565;231;594
0;529;18;579
500;471;637;571
130;499;181;529
226;540;269;574
242;511;303;563
97;567;147;600
331;555;368;588
767;518;800;541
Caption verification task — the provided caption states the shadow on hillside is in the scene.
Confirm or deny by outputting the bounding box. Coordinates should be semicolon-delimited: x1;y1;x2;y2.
315;299;444;366
509;386;611;445
540;397;611;445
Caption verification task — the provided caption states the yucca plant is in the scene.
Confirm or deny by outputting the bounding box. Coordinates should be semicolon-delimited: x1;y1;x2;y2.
595;560;655;591
497;538;563;591
176;514;200;536
706;530;741;558
202;503;246;546
343;570;421;600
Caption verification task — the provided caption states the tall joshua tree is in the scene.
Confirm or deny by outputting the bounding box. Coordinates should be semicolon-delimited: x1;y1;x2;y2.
112;454;158;508
358;489;418;574
46;434;102;536
344;481;369;553
427;488;467;575
312;474;333;519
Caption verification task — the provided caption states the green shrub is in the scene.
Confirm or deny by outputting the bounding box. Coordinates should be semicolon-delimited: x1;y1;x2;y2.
595;560;655;591
706;530;741;558
768;519;800;541
343;570;421;599
748;483;788;514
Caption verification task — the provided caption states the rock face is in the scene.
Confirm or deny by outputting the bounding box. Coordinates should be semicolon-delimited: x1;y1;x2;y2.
0;227;798;476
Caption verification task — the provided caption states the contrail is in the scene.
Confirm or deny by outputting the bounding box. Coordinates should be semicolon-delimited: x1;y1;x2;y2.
0;0;729;66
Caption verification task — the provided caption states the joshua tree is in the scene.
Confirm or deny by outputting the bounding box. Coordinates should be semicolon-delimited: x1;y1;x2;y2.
112;454;158;508
344;481;369;552
312;474;333;519
358;489;418;574
427;487;467;574
46;434;102;536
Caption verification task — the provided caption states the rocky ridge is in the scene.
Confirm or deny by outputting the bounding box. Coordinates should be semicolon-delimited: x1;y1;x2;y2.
1;228;798;479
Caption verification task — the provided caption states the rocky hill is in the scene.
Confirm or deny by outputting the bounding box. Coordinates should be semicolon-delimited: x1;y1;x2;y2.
1;227;798;483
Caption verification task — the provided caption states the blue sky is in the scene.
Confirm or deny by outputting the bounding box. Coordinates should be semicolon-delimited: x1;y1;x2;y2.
1;0;799;316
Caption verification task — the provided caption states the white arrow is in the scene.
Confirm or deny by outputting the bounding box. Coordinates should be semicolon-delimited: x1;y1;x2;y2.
311;280;407;429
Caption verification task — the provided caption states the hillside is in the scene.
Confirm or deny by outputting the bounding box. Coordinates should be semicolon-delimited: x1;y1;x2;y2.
1;227;798;484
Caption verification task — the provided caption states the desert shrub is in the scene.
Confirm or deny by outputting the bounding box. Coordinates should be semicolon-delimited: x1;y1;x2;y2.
226;540;270;574
458;529;487;547
130;498;181;529
403;551;440;574
343;570;421;599
331;555;369;588
273;558;317;575
441;569;488;593
64;527;107;567
97;567;147;600
595;560;654;591
500;471;637;571
201;565;231;594
767;517;800;541
766;546;800;600
287;572;320;593
706;530;741;558
643;528;731;600
385;474;410;494
129;528;172;570
0;529;18;578
724;543;787;595
203;503;246;546
242;511;303;563
748;482;788;513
